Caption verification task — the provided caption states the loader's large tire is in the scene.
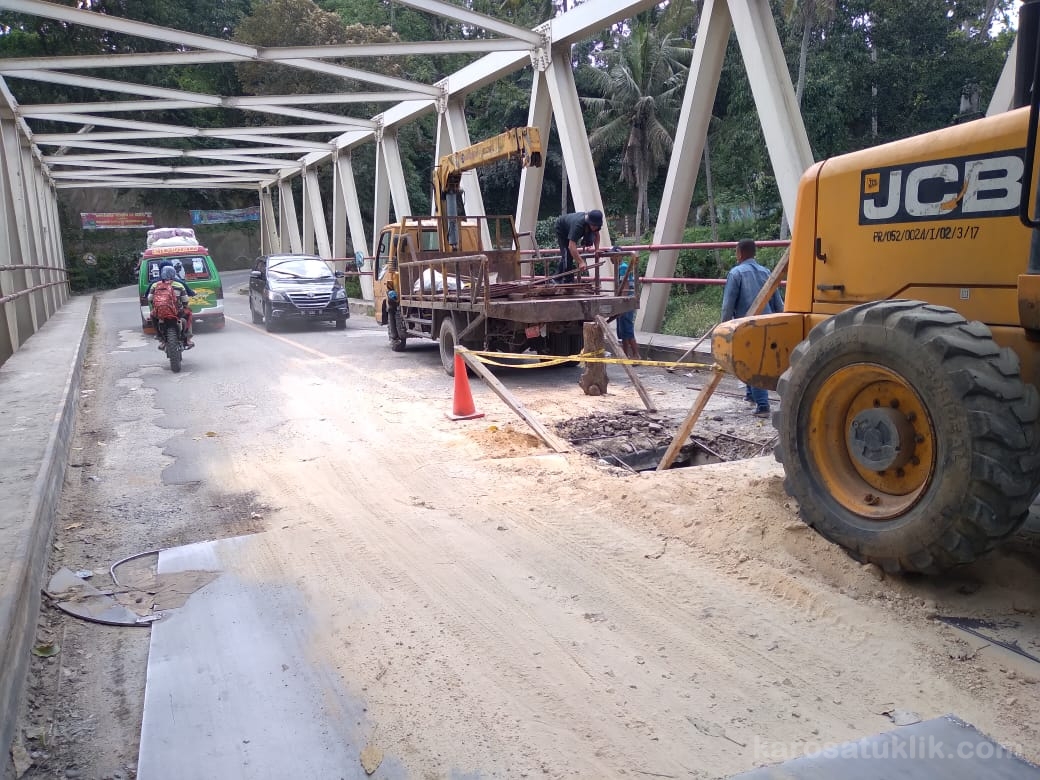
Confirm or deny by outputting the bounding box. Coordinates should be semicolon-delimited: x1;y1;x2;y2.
775;300;1040;574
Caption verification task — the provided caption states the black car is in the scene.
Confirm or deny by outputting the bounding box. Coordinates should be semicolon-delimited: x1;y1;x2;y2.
249;254;349;332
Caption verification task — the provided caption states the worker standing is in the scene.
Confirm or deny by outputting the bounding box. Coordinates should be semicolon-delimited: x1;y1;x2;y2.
616;260;640;359
555;210;602;282
721;239;784;418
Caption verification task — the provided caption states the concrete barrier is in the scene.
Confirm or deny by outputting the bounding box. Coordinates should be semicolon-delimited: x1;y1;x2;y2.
0;295;92;763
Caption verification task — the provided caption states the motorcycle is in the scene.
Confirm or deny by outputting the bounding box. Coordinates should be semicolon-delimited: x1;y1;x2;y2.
155;313;191;373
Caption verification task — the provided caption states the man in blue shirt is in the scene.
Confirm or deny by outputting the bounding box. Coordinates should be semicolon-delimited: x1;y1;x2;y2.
721;239;784;417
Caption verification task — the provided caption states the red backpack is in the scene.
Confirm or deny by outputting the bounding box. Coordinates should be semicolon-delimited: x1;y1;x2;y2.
151;280;180;320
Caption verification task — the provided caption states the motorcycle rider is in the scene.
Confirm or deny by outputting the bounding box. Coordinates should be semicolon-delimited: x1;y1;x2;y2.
148;266;194;349
158;258;197;297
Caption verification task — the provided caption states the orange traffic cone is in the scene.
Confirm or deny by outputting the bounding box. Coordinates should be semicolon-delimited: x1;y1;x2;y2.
447;352;485;421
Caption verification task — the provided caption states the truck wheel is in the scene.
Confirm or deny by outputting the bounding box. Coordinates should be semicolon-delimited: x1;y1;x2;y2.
546;332;583;367
775;300;1040;574
439;317;460;375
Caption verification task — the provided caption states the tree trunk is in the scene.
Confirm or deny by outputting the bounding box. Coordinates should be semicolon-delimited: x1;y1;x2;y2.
795;18;811;106
578;323;608;396
703;137;721;274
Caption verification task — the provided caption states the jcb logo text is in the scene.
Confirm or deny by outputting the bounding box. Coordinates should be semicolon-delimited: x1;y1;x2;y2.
859;150;1024;225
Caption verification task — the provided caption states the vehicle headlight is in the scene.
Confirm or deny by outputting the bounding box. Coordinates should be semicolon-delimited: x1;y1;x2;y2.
332;287;346;300
266;289;287;302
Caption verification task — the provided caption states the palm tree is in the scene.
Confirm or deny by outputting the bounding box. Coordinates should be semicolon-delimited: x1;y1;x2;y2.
581;23;691;236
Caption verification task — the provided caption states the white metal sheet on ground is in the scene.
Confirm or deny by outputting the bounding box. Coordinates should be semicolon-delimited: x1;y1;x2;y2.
137;534;403;780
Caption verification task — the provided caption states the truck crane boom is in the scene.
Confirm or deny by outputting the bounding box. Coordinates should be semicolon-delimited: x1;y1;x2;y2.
433;127;542;249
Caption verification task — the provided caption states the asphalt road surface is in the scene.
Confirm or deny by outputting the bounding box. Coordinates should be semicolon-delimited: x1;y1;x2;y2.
12;271;1040;780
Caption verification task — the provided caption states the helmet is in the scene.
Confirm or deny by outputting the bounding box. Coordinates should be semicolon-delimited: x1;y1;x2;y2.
173;260;183;275
160;266;177;281
586;209;604;228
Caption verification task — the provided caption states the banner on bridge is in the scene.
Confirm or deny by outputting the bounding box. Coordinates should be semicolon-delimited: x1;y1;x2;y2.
80;212;154;230
190;206;260;225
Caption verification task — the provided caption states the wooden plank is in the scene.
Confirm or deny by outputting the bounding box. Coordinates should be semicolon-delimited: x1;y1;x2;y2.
458;348;571;454
667;321;718;372
747;248;789;318
658;250;791;470
657;369;723;471
594;315;656;412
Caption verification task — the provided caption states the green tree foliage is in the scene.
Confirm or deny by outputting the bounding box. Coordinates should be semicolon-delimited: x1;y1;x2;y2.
581;21;692;236
0;0;1022;290
235;0;404;101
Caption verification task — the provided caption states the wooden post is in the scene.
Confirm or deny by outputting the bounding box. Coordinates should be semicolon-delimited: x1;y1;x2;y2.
458;348;571;453
578;322;608;396
667;321;718;372
657;369;724;471
657;250;791;471
595;315;656;412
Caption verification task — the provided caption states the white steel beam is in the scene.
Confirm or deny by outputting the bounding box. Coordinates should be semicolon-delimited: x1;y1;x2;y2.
11;71;376;126
988;36;1017;116
0;0;258;57
640;0;731;332
542;46;610;246
516;69;552;249
278;179;303;253
21;144;47;321
395;0;542;44
379;129;412;223
0;39;526;72
278;59;441;96
33;125;354;141
372;136;391;256
303;168;332;257
260;188;279;255
21;93;432;114
333;153;370;298
0;117;20;357
433;111;452;214
54;180;260;189
0;111;34;345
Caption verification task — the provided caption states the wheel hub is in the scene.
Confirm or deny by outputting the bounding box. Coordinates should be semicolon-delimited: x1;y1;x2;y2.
847;408;916;471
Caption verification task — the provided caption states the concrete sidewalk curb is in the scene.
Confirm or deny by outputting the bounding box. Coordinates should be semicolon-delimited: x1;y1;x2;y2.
0;295;93;763
348;298;374;318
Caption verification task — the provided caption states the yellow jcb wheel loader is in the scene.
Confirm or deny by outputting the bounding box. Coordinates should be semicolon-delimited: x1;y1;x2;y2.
713;0;1040;574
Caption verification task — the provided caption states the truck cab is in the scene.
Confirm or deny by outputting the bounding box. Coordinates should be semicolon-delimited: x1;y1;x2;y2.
373;215;518;325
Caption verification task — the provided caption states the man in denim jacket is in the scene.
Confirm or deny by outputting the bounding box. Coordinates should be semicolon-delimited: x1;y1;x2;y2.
721;239;784;417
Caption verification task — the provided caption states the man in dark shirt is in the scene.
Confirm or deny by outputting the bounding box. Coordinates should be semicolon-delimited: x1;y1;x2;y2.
554;209;603;282
721;238;784;418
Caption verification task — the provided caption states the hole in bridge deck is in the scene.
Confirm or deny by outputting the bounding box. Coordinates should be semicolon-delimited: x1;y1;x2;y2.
555;410;775;472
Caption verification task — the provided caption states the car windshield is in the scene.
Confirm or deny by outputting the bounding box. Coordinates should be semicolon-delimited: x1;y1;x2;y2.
268;259;333;280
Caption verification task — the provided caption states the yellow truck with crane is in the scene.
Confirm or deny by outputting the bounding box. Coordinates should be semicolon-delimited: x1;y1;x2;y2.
713;1;1040;574
372;127;637;374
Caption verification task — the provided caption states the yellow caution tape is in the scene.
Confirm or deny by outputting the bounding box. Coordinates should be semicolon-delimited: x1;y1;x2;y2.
465;348;716;371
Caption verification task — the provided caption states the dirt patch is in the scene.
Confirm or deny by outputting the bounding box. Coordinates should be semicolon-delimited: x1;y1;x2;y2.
465;422;544;458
